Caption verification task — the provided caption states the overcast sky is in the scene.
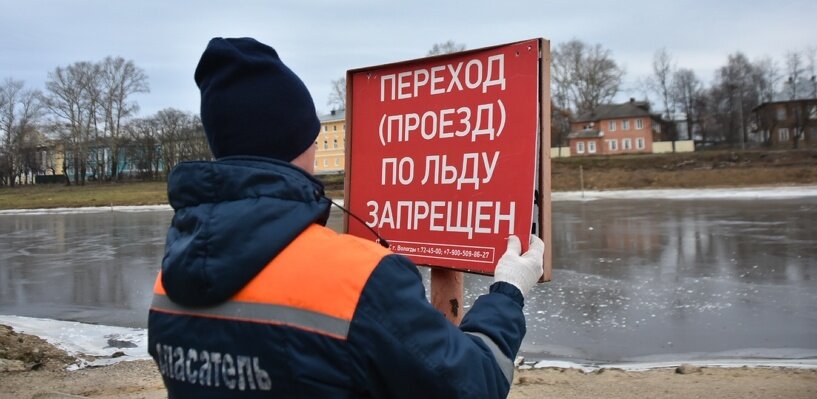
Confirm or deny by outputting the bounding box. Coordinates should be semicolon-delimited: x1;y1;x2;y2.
2;0;815;117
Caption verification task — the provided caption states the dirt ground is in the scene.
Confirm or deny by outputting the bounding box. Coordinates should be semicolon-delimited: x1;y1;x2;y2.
317;149;817;197
2;149;816;209
2;325;816;399
549;148;817;191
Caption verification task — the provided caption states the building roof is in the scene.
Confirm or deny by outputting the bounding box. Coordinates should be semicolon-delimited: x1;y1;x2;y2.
319;109;346;122
753;97;817;112
574;100;651;122
566;129;603;139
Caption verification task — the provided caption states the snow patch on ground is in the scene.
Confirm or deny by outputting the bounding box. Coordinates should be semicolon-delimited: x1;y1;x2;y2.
554;185;817;201
3;315;816;372
530;358;817;372
0;315;149;369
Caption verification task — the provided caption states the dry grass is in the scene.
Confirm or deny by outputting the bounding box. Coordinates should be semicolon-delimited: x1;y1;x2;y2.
551;148;817;191
2;149;816;210
0;181;167;210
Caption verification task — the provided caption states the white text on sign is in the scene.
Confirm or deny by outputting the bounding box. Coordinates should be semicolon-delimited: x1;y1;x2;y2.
378;101;506;146
380;55;507;101
381;152;500;190
365;200;516;240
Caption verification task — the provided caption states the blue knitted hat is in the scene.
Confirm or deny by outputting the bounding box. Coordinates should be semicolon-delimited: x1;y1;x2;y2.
195;37;320;161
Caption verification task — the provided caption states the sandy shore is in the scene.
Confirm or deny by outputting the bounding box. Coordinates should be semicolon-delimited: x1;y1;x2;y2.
0;359;815;399
2;321;817;398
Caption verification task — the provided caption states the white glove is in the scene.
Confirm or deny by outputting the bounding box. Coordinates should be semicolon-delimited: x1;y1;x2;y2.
493;234;544;297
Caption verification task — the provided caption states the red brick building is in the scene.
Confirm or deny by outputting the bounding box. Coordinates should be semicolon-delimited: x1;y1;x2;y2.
567;99;658;156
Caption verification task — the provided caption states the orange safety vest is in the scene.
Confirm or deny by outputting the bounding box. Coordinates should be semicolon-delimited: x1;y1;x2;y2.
151;224;391;340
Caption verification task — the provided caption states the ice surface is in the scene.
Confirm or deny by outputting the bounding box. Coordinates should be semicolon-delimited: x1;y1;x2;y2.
3;186;817;366
0;205;172;216
2;186;816;216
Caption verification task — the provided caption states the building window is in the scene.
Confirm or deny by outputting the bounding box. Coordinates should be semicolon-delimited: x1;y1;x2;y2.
323;125;327;132
333;125;337;131
608;121;616;131
623;138;632;150
607;139;618;151
323;159;328;167
808;105;817;120
576;141;585;154
777;107;786;121
636;137;645;149
333;139;338;149
622;120;630;130
588;141;597;154
323;140;328;150
314;160;318;167
635;119;643;129
779;128;790;142
335;158;340;166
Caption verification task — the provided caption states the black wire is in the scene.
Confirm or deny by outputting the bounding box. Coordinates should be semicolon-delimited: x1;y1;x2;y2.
326;198;390;249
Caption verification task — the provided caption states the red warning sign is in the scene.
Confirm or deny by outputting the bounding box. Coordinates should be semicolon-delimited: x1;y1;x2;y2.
345;38;549;275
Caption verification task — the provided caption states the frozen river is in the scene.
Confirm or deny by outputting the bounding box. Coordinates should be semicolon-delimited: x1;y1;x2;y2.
1;191;816;364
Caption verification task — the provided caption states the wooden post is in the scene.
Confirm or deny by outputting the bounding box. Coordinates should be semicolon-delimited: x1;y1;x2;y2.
431;269;464;325
539;39;553;282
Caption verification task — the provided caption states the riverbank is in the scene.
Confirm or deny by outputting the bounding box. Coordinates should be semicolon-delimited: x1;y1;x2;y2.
2;149;816;210
2;351;816;399
1;320;816;398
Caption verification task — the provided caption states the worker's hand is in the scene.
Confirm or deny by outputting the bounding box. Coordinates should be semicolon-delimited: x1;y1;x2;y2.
493;234;544;297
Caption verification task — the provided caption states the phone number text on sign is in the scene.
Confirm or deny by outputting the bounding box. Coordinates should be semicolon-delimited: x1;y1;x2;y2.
389;240;496;264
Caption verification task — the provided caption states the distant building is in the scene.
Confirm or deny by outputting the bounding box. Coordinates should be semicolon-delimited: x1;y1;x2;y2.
752;97;817;148
567;99;657;156
315;109;346;174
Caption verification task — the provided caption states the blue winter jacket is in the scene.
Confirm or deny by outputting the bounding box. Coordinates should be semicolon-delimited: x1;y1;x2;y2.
148;156;526;398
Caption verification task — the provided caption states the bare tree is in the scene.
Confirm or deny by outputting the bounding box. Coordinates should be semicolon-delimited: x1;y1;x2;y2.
0;79;43;186
427;40;466;56
776;51;815;148
99;56;149;180
550;101;571;152
44;62;100;185
152;108;209;176
552;39;624;114
752;57;780;104
672;68;702;141
176;113;209;163
711;52;760;147
155;108;186;176
747;57;780;146
0;79;23;186
696;87;721;145
784;51;805;100
42;57;148;184
125;117;161;179
326;41;466;112
806;46;817;98
650;49;675;118
86;64;105;182
327;77;346;111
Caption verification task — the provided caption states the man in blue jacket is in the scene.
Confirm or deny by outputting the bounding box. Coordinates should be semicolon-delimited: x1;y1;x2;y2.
148;37;544;398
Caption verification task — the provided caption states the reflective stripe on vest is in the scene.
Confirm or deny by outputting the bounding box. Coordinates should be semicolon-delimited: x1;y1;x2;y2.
464;331;514;385
151;224;391;340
